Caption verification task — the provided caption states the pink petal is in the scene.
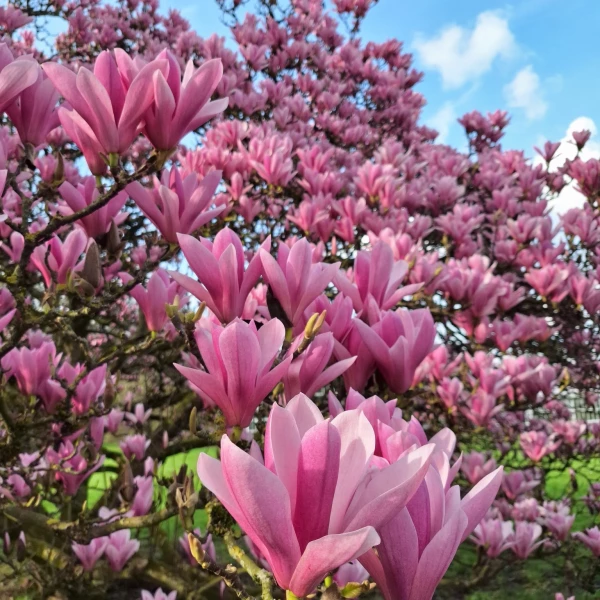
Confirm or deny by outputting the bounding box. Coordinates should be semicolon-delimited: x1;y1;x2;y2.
289;527;380;598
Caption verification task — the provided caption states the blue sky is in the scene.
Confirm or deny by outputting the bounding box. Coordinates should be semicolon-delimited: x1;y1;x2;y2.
168;0;600;159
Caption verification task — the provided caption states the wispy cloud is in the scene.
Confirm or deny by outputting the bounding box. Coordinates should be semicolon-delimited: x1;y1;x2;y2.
414;11;517;89
504;65;547;120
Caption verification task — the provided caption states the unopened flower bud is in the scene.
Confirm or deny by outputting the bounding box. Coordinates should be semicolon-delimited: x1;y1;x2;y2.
189;406;197;436
16;532;25;562
187;532;206;565
120;461;135;503
106;220;123;259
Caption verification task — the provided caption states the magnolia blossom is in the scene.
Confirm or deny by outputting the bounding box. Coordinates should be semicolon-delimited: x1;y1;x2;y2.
171;229;269;323
175;319;290;428
573;526;600;557
198;394;435;597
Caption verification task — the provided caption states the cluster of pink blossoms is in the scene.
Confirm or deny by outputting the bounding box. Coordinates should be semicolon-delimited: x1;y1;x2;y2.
0;0;596;599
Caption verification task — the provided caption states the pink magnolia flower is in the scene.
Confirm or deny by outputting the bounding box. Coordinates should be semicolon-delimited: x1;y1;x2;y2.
512;498;540;521
0;5;32;32
126;168;224;243
501;470;540;500
328;389;462;488
334;241;421;322
551;419;586;444
120;434;151;461
0;44;40;113
470;518;515;557
259;239;339;326
572;526;600;557
130;475;154;517
57;178;127;239
72;538;109;572
120;49;228;151
555;594;575;600
1;340;61;398
125;403;152;426
436;377;464;412
7;474;31;498
43;51;164;173
30;228;88;287
520;431;560;462
283;332;355;400
105;530;140;571
175;319;290;428
1;231;24;263
544;512;575;542
461;389;503;428
58;363;107;415
461;452;497;485
198;394;435;598
359;469;503;600
6;66;59;147
353;308;436;394
128;269;179;332
45;441;105;496
141;589;177;600
525;264;570;303
509;521;543;559
573;128;592;149
172;229;269;323
104;409;124;434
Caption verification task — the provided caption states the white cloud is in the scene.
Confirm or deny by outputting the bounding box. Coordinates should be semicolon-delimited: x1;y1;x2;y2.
538;117;600;214
428;103;456;144
414;11;516;89
504;65;547;120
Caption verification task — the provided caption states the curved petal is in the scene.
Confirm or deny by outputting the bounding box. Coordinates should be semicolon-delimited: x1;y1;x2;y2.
344;444;435;532
221;437;300;590
460;467;503;541
289;528;380;598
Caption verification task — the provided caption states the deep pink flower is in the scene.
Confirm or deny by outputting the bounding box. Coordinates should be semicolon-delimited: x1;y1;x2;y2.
127;167;223;243
105;530;140;571
57;178;127;239
353;309;436;394
0;44;39;113
46;441;105;496
30;229;88;287
43;51;165;173
6;66;59;147
359;469;503;600
175;318;290;428
120;434;150;461
119;49;228;151
260;239;339;326
573;526;600;557
130;476;154;517
520;431;560;462
334;242;421;322
461;452;497;485
501;470;540;500
58;363;107;415
172;229;269;323
72;538;109;572
128;269;179;332
283;332;355;400
509;521;543;559
471;518;515;557
198;394;434;597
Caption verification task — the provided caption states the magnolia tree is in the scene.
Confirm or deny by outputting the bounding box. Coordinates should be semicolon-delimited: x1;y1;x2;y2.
0;0;598;598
